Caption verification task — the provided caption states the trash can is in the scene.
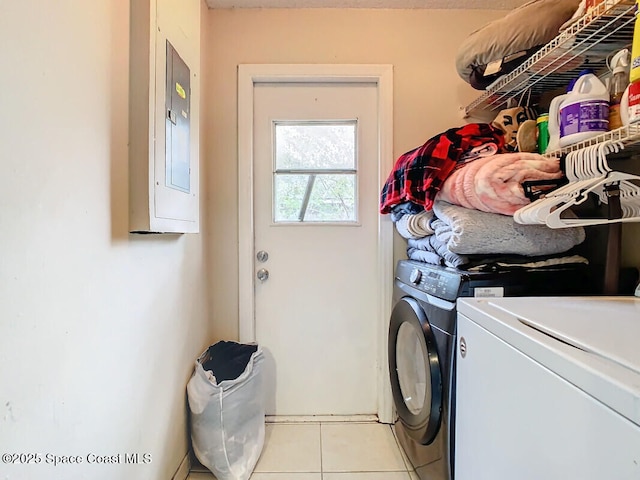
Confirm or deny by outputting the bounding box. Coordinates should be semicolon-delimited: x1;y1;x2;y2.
187;341;265;480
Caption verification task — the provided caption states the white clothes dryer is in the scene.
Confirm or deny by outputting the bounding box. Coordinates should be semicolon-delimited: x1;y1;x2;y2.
455;296;640;480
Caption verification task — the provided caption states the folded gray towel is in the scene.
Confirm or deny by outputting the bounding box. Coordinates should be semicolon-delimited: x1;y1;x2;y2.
408;236;469;268
407;247;442;266
432;201;585;256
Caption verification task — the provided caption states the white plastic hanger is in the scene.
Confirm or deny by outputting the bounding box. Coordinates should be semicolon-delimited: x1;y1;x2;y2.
514;147;604;225
514;140;640;228
545;171;640;228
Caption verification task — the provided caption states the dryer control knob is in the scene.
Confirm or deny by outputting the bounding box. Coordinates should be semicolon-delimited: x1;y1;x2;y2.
409;268;422;285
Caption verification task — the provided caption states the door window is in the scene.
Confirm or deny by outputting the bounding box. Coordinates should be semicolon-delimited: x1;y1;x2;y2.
273;121;357;223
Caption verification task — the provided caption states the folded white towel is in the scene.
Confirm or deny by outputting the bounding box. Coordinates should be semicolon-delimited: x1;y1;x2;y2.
406;211;435;237
395;214;419;239
396;211;435;239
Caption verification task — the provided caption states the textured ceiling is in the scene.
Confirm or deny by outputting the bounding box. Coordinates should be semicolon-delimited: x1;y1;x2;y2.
205;0;530;9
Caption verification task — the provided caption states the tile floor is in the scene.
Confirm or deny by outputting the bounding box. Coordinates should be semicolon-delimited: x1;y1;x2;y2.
187;422;419;480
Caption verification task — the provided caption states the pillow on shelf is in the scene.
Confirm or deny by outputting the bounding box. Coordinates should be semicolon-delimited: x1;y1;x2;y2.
455;0;581;90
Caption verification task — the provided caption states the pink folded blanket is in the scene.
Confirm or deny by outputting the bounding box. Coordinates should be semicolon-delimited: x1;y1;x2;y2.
436;152;562;216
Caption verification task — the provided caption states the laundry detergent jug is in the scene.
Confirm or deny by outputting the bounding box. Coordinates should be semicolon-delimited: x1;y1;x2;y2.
555;73;609;147
547;93;569;152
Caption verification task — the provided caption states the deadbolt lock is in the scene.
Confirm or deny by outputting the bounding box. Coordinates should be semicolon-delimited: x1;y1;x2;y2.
257;268;269;282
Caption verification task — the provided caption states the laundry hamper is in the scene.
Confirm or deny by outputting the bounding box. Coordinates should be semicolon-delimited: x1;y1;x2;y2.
187;341;265;480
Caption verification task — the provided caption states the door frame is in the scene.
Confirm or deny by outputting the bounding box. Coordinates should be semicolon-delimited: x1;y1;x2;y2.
237;64;394;422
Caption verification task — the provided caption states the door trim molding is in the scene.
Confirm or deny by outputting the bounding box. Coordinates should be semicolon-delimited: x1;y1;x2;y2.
237;64;394;422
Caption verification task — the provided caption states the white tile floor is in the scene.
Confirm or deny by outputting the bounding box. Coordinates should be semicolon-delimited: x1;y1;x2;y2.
187;422;420;480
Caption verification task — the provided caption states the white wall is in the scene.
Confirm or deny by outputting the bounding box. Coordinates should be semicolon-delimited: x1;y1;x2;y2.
202;9;640;343
202;7;514;340
0;1;210;479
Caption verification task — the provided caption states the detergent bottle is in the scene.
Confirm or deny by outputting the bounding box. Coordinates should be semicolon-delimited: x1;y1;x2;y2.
556;73;610;147
628;0;640;123
547;93;569;152
608;49;630;130
630;0;640;84
547;71;599;152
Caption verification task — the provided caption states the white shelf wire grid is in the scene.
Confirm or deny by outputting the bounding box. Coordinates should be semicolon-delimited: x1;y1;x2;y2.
544;123;640;158
463;0;636;117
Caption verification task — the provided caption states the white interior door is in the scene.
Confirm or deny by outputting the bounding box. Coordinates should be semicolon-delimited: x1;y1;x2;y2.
238;65;394;421
253;81;377;416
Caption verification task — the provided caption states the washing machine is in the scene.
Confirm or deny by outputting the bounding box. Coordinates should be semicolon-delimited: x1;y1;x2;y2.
455;296;640;480
388;259;594;480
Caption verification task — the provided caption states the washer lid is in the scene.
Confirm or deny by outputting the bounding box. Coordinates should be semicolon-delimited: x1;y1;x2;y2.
489;297;640;375
458;296;640;427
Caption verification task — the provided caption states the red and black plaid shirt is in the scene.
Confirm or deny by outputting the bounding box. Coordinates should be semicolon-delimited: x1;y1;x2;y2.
380;123;505;213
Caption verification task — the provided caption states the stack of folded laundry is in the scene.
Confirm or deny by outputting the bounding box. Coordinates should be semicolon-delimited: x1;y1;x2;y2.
381;123;587;270
380;124;565;217
396;201;587;270
380;123;505;213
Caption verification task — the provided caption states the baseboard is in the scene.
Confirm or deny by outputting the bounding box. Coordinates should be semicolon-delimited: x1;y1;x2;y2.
171;452;191;480
265;414;379;423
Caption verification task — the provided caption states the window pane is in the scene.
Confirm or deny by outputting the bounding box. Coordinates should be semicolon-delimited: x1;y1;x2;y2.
305;174;356;222
274;173;356;223
275;123;356;170
274;174;309;222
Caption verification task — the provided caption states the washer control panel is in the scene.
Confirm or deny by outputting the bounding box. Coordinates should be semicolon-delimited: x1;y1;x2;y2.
399;262;462;301
396;259;593;302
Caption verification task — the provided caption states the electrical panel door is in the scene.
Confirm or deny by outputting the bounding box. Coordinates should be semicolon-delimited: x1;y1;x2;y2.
128;0;200;234
165;41;190;194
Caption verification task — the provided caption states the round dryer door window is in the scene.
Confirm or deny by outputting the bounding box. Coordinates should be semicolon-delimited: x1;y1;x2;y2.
396;322;429;415
388;297;442;445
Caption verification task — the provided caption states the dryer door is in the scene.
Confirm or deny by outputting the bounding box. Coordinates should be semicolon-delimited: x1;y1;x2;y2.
388;296;443;445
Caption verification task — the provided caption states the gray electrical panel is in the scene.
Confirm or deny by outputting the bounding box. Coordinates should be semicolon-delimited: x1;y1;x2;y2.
165;40;191;193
